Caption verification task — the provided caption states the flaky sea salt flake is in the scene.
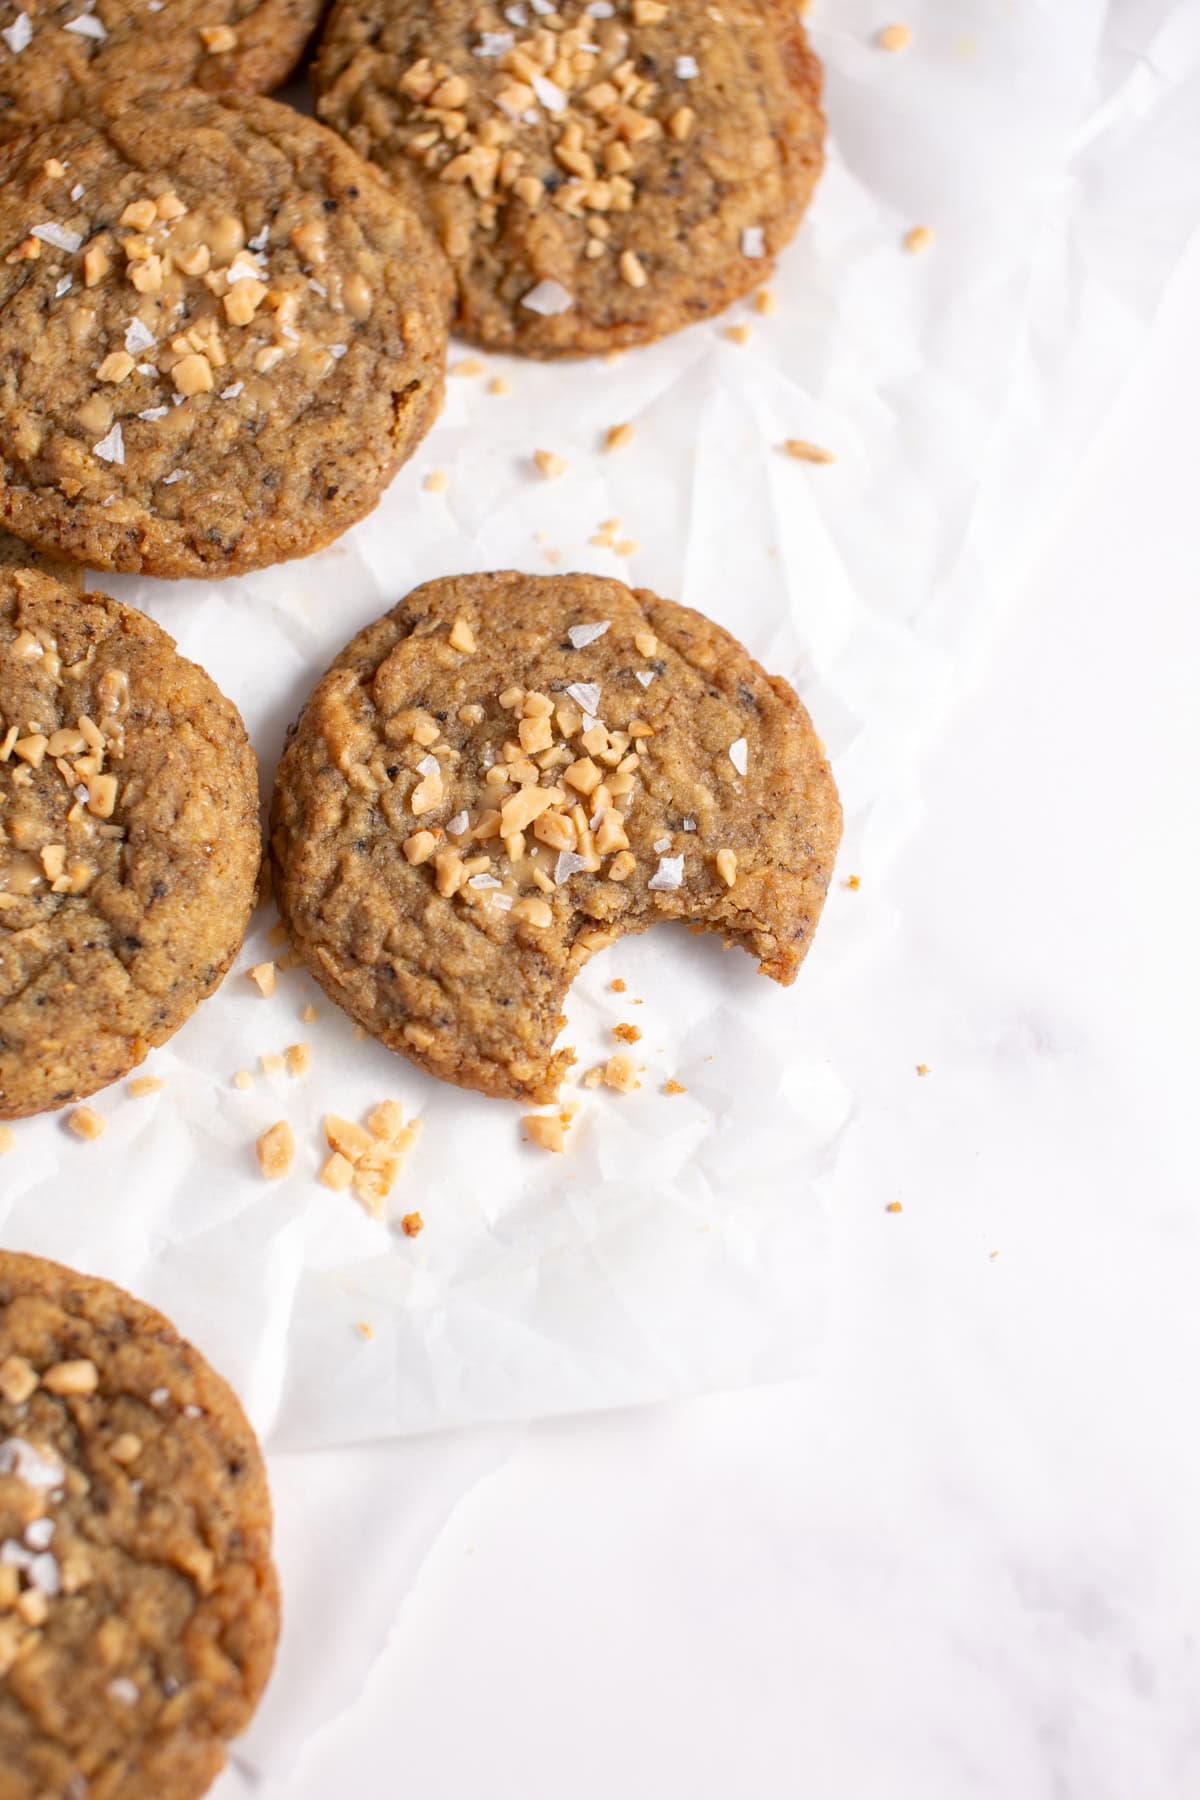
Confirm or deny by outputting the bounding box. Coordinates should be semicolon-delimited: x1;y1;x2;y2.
54;276;72;298
474;29;512;54
219;381;243;399
92;423;124;465
565;681;601;713
446;811;469;835
741;226;765;259
1;12;33;53
675;53;698;78
635;669;655;688
648;854;684;891
554;850;588;884
124;318;156;354
63;11;106;37
469;873;502;890
568;621;610;649
0;1438;64;1490
728;736;748;775
521;278;573;316
138;407;167;420
31;222;82;253
532;73;566;111
653;836;671;853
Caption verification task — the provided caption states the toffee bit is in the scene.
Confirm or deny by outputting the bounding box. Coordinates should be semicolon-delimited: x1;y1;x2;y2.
233;1069;253;1090
724;324;751;346
488;376;512;396
533;448;567;479
42;1358;99;1396
612;1022;641;1044
128;1076;164;1098
604;422;635;451
916;1063;930;1077
524;1112;567;1152
904;224;934;254
886;1200;904;1213
247;961;276;998
401;1211;424;1237
878;22;911;51
663;1079;688;1096
601;1053;639;1092
448;617;477;653
451;356;486;377
66;1105;105;1141
754;288;777;316
256;1120;295;1180
285;1042;312;1077
846;874;861;890
715;847;737;887
781;438;835;465
423;470;449;494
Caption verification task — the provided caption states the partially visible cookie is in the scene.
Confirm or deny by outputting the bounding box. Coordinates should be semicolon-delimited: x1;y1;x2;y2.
315;0;824;356
0;528;82;587
0;0;322;135
0;91;451;578
0;1250;279;1800
270;571;840;1102
0;569;260;1118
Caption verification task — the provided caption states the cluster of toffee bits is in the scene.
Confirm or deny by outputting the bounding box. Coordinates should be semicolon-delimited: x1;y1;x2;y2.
0;631;129;912
320;1101;421;1218
388;615;747;925
394;2;753;296
0;1358;98;1675
11;181;370;469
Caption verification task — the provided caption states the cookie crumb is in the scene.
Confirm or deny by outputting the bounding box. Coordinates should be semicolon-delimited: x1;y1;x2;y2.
663;1078;688;1095
233;1069;253;1090
66;1106;105;1141
488;376;511;396
604;422;635;452
401;1211;424;1238
247;961;276;998
754;288;777;315
450;357;486;377
610;977;627;993
285;1042;311;1077
846;874;861;890
601;1054;639;1093
782;438;835;464
128;1077;164;1098
524;1112;567;1152
613;1022;642;1044
878;22;911;51
916;1063;929;1077
320;1151;354;1191
615;539;640;558
256;1121;295;1179
423;469;449;494
533;449;567;479
260;1052;285;1076
724;324;752;346
886;1200;903;1213
904;225;934;254
357;1320;375;1339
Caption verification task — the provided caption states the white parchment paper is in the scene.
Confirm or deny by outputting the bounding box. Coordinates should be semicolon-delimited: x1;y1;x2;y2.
1;0;1197;1491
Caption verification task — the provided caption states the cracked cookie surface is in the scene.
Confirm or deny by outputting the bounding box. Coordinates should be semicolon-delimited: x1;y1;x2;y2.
0;569;259;1119
315;0;824;356
0;1250;278;1800
270;570;840;1103
0;91;450;577
0;0;322;135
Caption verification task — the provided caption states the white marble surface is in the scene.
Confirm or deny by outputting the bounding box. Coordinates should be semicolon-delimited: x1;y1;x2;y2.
214;144;1200;1800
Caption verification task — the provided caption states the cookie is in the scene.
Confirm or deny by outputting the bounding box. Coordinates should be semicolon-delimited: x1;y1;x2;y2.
0;0;322;136
0;528;82;588
315;0;824;356
0;91;451;578
270;570;840;1102
0;1250;279;1800
0;568;260;1119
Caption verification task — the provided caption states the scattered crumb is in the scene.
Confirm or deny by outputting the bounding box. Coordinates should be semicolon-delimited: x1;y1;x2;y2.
989;1251;1000;1261
285;1042;311;1078
916;1064;930;1077
544;547;562;566
886;1200;903;1214
66;1106;105;1141
782;438;835;465
724;323;752;346
423;469;449;495
401;1211;424;1238
610;978;627;993
614;539;640;558
357;1321;375;1339
256;1121;295;1180
302;1003;318;1024
260;1052;285;1076
904;225;934;254
533;448;567;480
487;375;511;396
233;1069;253;1090
247;961;276;998
0;1125;14;1155
367;1099;405;1141
582;1066;604;1090
604;422;635;452
664;1079;688;1096
600;1054;639;1093
322;1104;420;1218
320;1151;354;1191
846;873;861;890
524;1112;567;1152
450;357;485;377
128;1076;164;1099
878;22;911;51
613;1022;642;1045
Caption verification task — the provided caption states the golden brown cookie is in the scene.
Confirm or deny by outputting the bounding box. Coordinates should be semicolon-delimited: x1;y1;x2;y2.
0;1250;279;1800
0;569;260;1119
0;528;82;587
0;0;322;135
270;571;840;1102
0;91;451;578
314;0;824;356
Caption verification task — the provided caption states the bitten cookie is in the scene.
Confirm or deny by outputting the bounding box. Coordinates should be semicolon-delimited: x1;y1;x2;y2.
315;0;824;356
0;1250;279;1800
0;0;323;135
271;570;841;1103
0;91;451;577
0;569;260;1119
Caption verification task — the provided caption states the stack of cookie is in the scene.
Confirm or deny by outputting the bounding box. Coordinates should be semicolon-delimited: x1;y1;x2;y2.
0;2;838;1791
